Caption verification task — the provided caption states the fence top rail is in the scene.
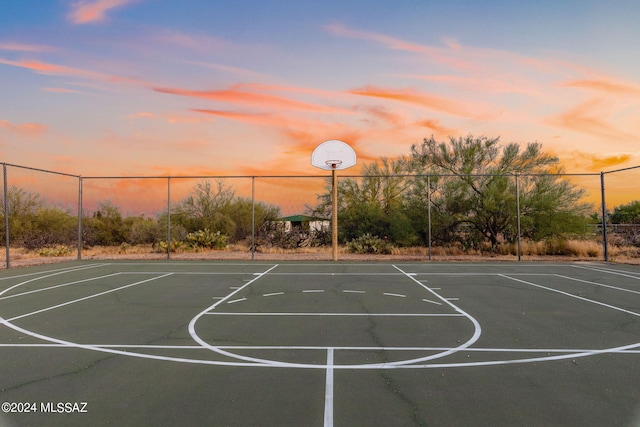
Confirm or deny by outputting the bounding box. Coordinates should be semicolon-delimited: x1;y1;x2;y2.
81;175;332;179
2;162;638;180
80;172;605;179
603;165;640;174
1;162;80;179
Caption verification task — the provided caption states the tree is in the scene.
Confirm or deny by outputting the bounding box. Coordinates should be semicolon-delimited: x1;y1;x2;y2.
84;200;127;246
610;201;640;224
0;186;77;248
172;180;237;235
0;186;43;241
309;158;417;246
172;179;281;243
408;135;591;247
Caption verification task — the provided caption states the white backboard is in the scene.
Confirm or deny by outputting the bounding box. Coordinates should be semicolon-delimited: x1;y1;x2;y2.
311;140;357;170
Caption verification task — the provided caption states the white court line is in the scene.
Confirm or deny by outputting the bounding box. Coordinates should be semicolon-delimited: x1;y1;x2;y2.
343;290;365;294
204;312;463;317
573;264;640;280
2;343;640;355
202;265;279;312
422;299;442;305
227;298;247;304
555;274;640;295
391;265;483;367
257;272;403;276
0;272;122;301
499;274;640;318
0;263;108;282
7;273;174;321
303;290;325;293
383;293;406;298
0;263;109;297
263;292;284;297
2;262;638;371
324;348;334;427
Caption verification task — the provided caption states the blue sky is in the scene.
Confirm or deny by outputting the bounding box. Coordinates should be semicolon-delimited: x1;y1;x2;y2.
1;0;639;207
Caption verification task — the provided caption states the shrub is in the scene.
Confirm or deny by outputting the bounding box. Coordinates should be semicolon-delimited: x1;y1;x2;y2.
158;239;184;253
39;245;73;257
347;233;393;254
186;229;228;250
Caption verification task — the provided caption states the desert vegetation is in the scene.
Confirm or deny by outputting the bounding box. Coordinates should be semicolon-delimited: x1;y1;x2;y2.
1;135;639;264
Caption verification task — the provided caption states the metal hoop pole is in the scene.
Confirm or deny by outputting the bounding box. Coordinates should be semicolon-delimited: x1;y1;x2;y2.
251;176;255;261
600;172;608;262
515;173;521;261
78;176;83;260
332;168;338;261
3;164;9;269
167;177;171;260
427;175;432;260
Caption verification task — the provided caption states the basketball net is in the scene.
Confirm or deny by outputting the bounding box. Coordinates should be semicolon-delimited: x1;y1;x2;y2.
325;160;342;169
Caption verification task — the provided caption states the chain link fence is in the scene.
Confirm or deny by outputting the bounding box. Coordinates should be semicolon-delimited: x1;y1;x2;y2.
1;162;639;268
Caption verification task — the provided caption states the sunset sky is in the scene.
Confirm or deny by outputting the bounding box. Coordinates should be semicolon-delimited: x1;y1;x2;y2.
1;0;639;211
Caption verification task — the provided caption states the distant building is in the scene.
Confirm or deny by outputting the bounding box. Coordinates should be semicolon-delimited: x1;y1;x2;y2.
277;214;330;233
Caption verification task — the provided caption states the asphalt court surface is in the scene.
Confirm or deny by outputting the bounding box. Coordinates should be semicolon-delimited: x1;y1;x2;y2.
1;260;640;426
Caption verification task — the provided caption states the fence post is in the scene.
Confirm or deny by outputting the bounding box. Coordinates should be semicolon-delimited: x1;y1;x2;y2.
427;175;432;260
515;173;521;261
600;172;609;262
3;164;9;269
251;176;255;261
167;177;171;260
77;176;83;260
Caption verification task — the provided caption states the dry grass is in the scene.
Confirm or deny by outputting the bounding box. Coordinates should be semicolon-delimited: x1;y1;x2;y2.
2;239;639;267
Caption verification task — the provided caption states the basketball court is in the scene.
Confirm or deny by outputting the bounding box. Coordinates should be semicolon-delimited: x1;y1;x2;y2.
1;260;639;426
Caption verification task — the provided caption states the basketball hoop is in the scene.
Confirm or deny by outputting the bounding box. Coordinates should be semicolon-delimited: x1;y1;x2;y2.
311;140;356;171
311;140;357;261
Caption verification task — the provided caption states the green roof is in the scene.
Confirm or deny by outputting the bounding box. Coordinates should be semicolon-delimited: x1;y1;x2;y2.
278;214;329;222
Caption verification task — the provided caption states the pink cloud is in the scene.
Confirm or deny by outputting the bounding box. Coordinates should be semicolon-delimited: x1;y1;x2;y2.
325;23;473;70
0;58;142;86
67;0;139;24
0;42;56;52
43;87;77;93
326;23;436;56
127;111;156;119
0;119;48;136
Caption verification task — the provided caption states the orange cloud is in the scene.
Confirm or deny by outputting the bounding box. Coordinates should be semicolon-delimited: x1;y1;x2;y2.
67;0;138;24
0;119;48;136
191;109;273;126
565;151;634;172
155;84;346;113
349;85;493;120
192;109;376;164
546;98;637;142
415;119;454;135
561;79;640;97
